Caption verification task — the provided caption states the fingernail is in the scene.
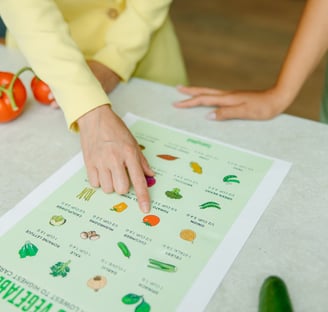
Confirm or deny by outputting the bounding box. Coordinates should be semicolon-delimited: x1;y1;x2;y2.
206;112;216;120
141;202;150;213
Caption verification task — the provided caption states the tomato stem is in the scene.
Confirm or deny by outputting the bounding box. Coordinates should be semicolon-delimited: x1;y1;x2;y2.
0;85;18;110
8;66;34;92
1;66;34;111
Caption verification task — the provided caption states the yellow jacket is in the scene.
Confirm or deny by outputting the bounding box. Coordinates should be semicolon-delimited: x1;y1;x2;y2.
1;0;187;130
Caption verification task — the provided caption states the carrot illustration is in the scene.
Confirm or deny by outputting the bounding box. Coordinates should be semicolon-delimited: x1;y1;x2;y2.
156;154;179;161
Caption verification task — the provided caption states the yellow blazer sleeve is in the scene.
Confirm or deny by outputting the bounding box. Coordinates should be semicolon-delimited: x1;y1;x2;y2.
0;0;111;131
92;0;172;81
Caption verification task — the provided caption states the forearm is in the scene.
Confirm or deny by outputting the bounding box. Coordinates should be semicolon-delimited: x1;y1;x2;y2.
0;0;110;130
274;0;328;103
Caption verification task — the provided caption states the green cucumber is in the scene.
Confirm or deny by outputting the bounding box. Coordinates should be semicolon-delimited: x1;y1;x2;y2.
259;276;293;312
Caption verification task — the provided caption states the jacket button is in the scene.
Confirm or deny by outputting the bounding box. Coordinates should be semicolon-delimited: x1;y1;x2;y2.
107;8;119;19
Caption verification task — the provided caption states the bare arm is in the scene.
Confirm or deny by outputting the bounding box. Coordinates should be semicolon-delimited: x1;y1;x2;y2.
274;0;328;104
175;0;328;121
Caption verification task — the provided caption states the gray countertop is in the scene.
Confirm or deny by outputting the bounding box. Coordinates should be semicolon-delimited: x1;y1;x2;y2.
1;46;328;312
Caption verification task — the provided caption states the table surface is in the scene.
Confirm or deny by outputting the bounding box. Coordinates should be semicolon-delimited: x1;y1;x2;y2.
1;46;328;312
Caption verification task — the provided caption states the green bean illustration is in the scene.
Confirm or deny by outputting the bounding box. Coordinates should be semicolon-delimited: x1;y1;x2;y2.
122;293;151;312
223;174;240;183
117;241;131;258
199;201;221;210
147;258;177;272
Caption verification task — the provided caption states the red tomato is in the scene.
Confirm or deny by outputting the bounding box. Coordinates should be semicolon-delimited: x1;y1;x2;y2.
0;72;27;123
142;215;160;227
30;76;54;105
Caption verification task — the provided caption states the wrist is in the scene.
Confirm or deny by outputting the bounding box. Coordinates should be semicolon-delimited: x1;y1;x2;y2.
77;104;112;130
270;83;296;111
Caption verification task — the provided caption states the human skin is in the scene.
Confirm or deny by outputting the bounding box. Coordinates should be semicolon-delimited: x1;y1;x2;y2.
77;104;154;213
174;0;328;121
0;0;176;214
79;61;155;213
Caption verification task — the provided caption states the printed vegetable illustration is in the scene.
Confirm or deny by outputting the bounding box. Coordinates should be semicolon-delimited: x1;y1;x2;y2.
49;215;66;226
142;215;160;227
145;175;156;187
87;275;107;292
111;202;128;213
190;161;202;174
135;300;151;312
156;154;179;161
117;241;131;258
223;174;240;184
199;201;221;210
0;68;28;122
18;241;39;258
50;260;71;277
259;276;293;312
30;76;55;105
179;229;197;242
80;231;100;240
76;187;97;201
165;187;183;199
122;293;151;312
147;258;177;272
49;216;66;226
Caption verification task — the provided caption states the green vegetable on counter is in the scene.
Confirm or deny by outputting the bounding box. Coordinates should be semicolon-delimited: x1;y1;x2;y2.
165;188;183;199
19;241;38;258
50;260;71;278
259;276;293;312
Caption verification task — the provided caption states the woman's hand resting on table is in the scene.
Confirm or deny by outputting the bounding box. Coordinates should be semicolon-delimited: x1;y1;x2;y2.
174;85;292;121
77;105;154;213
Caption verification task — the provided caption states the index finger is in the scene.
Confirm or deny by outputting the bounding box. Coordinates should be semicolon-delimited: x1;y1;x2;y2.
177;85;225;96
126;157;151;213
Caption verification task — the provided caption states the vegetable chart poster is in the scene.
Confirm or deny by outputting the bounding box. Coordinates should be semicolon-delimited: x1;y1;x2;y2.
0;114;291;312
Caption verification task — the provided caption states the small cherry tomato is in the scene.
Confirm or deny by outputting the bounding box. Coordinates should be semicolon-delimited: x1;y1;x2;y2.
142;215;160;227
31;76;54;105
0;72;27;123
